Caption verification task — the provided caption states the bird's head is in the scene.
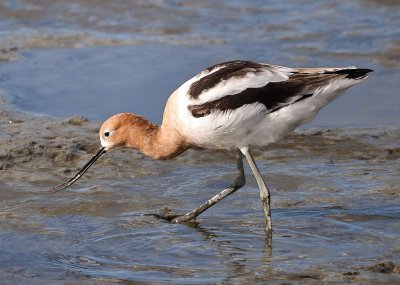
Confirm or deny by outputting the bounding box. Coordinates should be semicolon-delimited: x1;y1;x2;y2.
99;113;132;151
48;113;140;193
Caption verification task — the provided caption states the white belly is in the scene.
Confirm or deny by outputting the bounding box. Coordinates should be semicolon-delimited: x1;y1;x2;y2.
173;100;317;150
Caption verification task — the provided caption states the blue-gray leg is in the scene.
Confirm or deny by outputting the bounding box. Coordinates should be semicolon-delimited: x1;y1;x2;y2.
170;149;246;223
240;147;272;232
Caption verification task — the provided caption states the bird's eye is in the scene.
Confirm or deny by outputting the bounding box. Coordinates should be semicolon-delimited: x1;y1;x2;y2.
104;131;110;138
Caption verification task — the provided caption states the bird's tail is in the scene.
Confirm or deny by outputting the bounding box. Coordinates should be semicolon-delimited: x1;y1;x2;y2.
296;66;373;80
322;68;373;80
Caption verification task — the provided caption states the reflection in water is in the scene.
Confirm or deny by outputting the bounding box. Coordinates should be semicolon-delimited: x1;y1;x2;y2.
73;215;274;283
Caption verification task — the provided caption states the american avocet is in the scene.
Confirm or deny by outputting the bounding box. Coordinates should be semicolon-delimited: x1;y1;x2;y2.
48;60;372;232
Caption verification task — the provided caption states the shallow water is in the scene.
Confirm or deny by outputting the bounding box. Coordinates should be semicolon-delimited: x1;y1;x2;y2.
0;0;400;284
0;0;399;126
0;44;399;128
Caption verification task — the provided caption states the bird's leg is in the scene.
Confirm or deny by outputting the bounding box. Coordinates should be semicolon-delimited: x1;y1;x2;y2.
240;147;272;233
169;149;246;223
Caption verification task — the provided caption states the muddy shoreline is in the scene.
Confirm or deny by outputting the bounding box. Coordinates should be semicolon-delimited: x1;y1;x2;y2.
2;99;400;180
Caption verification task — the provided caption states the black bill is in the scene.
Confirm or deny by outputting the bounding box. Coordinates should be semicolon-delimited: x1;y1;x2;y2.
48;147;106;194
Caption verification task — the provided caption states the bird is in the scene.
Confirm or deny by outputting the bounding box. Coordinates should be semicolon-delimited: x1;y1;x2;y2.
48;60;372;232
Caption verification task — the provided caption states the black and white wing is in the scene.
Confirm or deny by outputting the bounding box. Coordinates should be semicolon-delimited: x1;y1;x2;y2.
183;60;371;118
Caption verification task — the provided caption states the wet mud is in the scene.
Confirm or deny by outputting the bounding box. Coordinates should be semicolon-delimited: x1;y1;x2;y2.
1;102;399;284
